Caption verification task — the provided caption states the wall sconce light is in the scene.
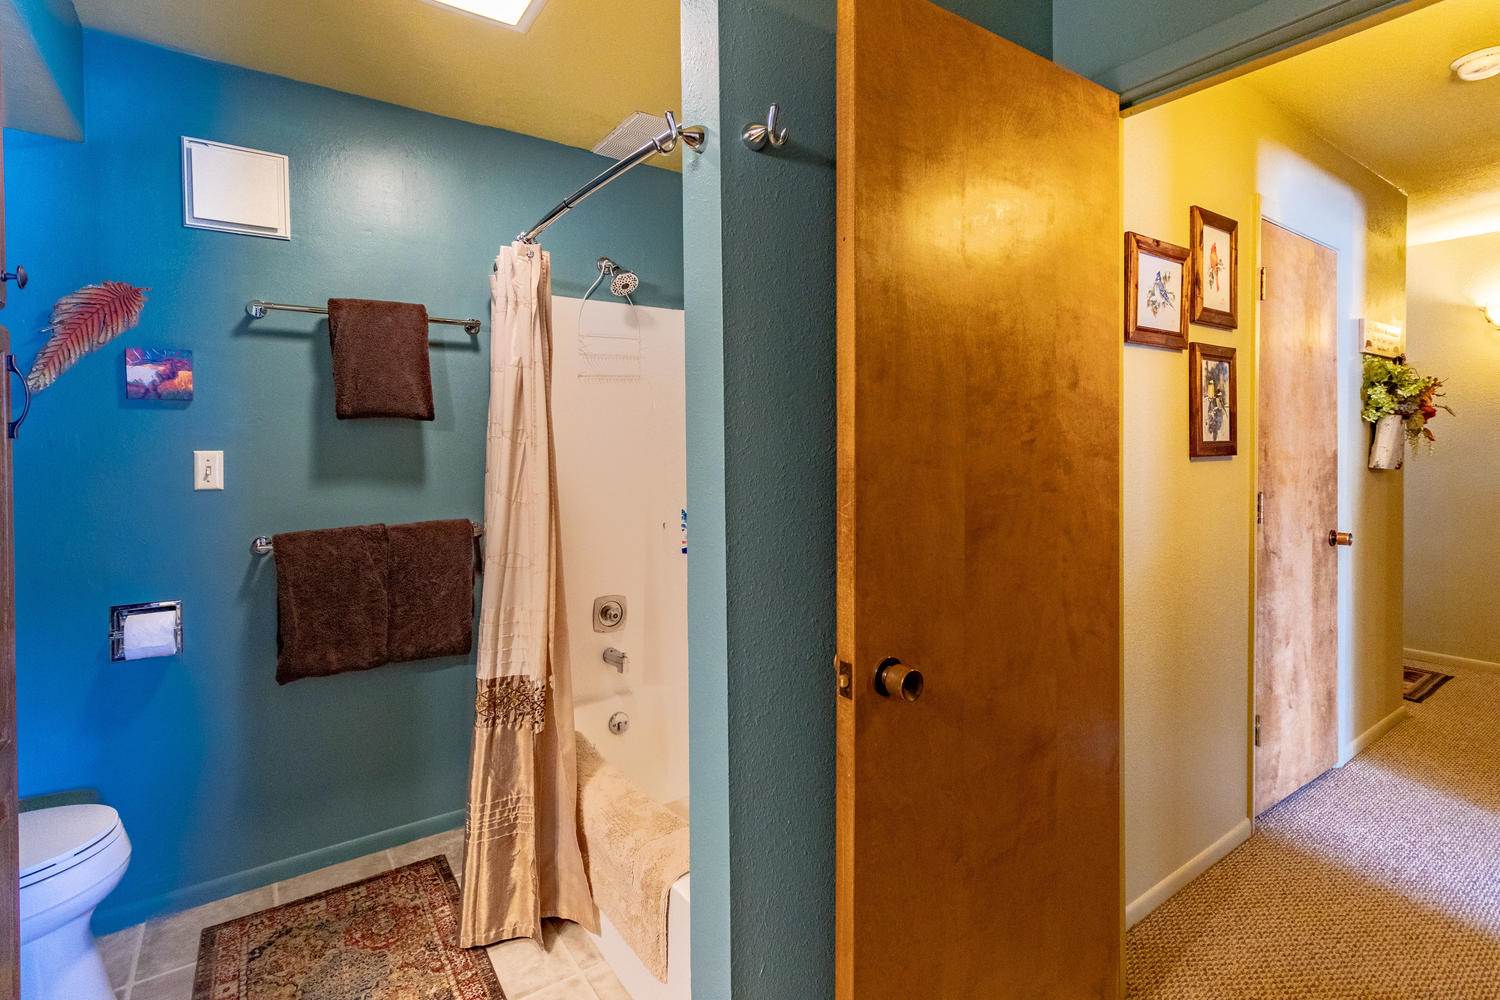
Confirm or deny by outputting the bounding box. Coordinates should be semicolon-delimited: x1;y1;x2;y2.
1484;302;1500;329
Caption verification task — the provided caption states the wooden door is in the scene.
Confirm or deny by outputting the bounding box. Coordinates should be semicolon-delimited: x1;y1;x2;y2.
1254;221;1338;815
836;1;1122;996
0;56;17;999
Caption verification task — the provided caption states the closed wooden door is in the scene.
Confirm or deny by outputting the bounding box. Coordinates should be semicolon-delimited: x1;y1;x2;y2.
0;54;18;999
1254;221;1338;815
836;0;1123;996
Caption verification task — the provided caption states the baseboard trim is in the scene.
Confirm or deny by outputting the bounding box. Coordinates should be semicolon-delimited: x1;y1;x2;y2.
1126;818;1252;929
92;809;465;935
1405;648;1500;674
1340;703;1407;765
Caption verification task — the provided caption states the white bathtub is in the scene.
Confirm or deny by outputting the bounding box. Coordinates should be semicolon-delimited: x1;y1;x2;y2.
574;686;690;1000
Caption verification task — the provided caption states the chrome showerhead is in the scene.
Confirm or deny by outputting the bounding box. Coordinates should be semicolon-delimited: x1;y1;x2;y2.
593;112;670;159
610;270;640;297
595;256;638;299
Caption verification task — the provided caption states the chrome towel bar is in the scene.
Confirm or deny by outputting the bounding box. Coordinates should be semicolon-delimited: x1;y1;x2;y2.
251;521;483;557
246;300;482;336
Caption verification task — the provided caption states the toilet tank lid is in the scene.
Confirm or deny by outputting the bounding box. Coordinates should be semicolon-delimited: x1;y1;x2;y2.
19;804;122;880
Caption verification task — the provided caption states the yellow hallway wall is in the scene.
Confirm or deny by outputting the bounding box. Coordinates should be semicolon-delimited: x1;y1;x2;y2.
1122;77;1406;916
1404;232;1500;666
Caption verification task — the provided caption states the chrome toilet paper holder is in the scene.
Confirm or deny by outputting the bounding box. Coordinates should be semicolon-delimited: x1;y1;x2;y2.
109;601;183;662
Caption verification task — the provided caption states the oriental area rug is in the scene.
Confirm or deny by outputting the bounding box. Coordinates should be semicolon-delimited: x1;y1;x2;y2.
193;856;503;1000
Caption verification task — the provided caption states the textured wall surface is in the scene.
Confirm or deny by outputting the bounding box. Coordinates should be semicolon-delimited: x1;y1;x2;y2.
682;3;837;997
1404;233;1500;665
941;0;1052;55
3;30;682;931
0;0;84;137
1122;77;1405;914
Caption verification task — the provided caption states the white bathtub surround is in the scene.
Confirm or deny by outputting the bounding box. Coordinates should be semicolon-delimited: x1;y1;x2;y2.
574;688;688;808
463;244;596;948
551;298;688;719
552;295;690;999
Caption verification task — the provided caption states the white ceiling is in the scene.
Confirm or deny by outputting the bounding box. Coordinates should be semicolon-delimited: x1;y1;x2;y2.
1244;0;1500;244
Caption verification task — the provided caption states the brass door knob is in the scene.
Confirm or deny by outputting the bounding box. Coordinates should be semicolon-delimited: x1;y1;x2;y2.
874;657;924;702
1329;530;1354;547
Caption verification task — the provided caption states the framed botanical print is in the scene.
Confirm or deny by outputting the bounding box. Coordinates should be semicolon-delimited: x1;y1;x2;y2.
1125;232;1189;349
1188;342;1237;457
1190;206;1238;329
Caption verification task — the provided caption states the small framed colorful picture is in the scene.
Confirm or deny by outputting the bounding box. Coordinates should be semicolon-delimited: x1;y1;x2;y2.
1190;206;1238;329
1189;342;1237;457
1125;232;1189;350
125;348;194;401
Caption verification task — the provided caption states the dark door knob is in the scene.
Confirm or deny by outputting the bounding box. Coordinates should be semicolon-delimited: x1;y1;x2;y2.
2;266;27;289
874;657;924;702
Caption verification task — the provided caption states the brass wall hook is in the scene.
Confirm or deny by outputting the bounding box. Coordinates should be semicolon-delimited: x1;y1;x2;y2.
742;103;788;151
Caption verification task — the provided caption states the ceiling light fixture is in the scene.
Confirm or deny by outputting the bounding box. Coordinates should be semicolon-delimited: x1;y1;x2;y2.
1483;301;1500;329
1451;45;1500;82
427;0;547;31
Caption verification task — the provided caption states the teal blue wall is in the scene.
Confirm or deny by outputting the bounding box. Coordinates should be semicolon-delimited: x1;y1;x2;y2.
943;0;1052;55
3;30;682;932
0;0;84;138
683;4;840;998
682;4;1050;998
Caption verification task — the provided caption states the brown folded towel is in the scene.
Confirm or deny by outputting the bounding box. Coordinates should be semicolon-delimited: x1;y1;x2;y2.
273;524;390;684
327;298;435;420
387;519;476;663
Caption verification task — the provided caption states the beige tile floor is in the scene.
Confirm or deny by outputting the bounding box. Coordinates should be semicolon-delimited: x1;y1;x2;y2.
98;827;630;999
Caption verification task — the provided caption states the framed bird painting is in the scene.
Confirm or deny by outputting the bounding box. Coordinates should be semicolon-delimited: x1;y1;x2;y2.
1188;342;1237;458
1125;232;1189;350
1190;206;1239;330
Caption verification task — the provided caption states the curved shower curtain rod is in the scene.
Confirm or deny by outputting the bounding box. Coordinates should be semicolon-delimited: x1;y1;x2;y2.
518;111;706;245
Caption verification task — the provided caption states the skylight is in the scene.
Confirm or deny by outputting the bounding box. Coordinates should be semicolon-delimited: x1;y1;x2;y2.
428;0;546;32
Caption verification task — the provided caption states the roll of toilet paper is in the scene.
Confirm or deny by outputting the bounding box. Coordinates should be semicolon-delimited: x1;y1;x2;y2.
121;609;179;660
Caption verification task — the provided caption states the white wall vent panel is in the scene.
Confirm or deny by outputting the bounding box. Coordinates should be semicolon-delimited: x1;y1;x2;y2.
181;137;290;240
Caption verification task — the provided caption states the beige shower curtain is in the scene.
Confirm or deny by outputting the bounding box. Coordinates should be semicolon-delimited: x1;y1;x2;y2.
460;241;597;947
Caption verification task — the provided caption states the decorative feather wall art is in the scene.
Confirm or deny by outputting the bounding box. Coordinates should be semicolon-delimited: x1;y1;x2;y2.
25;282;149;392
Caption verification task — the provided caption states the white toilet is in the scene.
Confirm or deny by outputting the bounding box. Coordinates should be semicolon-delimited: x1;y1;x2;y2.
19;804;131;1000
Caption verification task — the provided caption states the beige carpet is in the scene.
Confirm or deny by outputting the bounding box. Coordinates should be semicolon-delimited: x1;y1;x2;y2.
1127;664;1500;999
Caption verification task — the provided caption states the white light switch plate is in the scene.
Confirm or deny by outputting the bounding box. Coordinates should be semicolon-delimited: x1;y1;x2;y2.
194;450;224;490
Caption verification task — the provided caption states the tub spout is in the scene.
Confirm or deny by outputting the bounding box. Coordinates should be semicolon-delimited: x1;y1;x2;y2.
603;647;629;673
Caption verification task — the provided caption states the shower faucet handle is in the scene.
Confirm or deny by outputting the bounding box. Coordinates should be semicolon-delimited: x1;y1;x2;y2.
603;647;629;674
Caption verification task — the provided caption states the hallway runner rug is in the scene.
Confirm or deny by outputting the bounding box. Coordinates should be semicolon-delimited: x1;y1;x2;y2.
1403;664;1454;703
192;856;504;1000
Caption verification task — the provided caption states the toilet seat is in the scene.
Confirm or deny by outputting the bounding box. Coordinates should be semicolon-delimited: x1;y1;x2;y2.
20;805;123;890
